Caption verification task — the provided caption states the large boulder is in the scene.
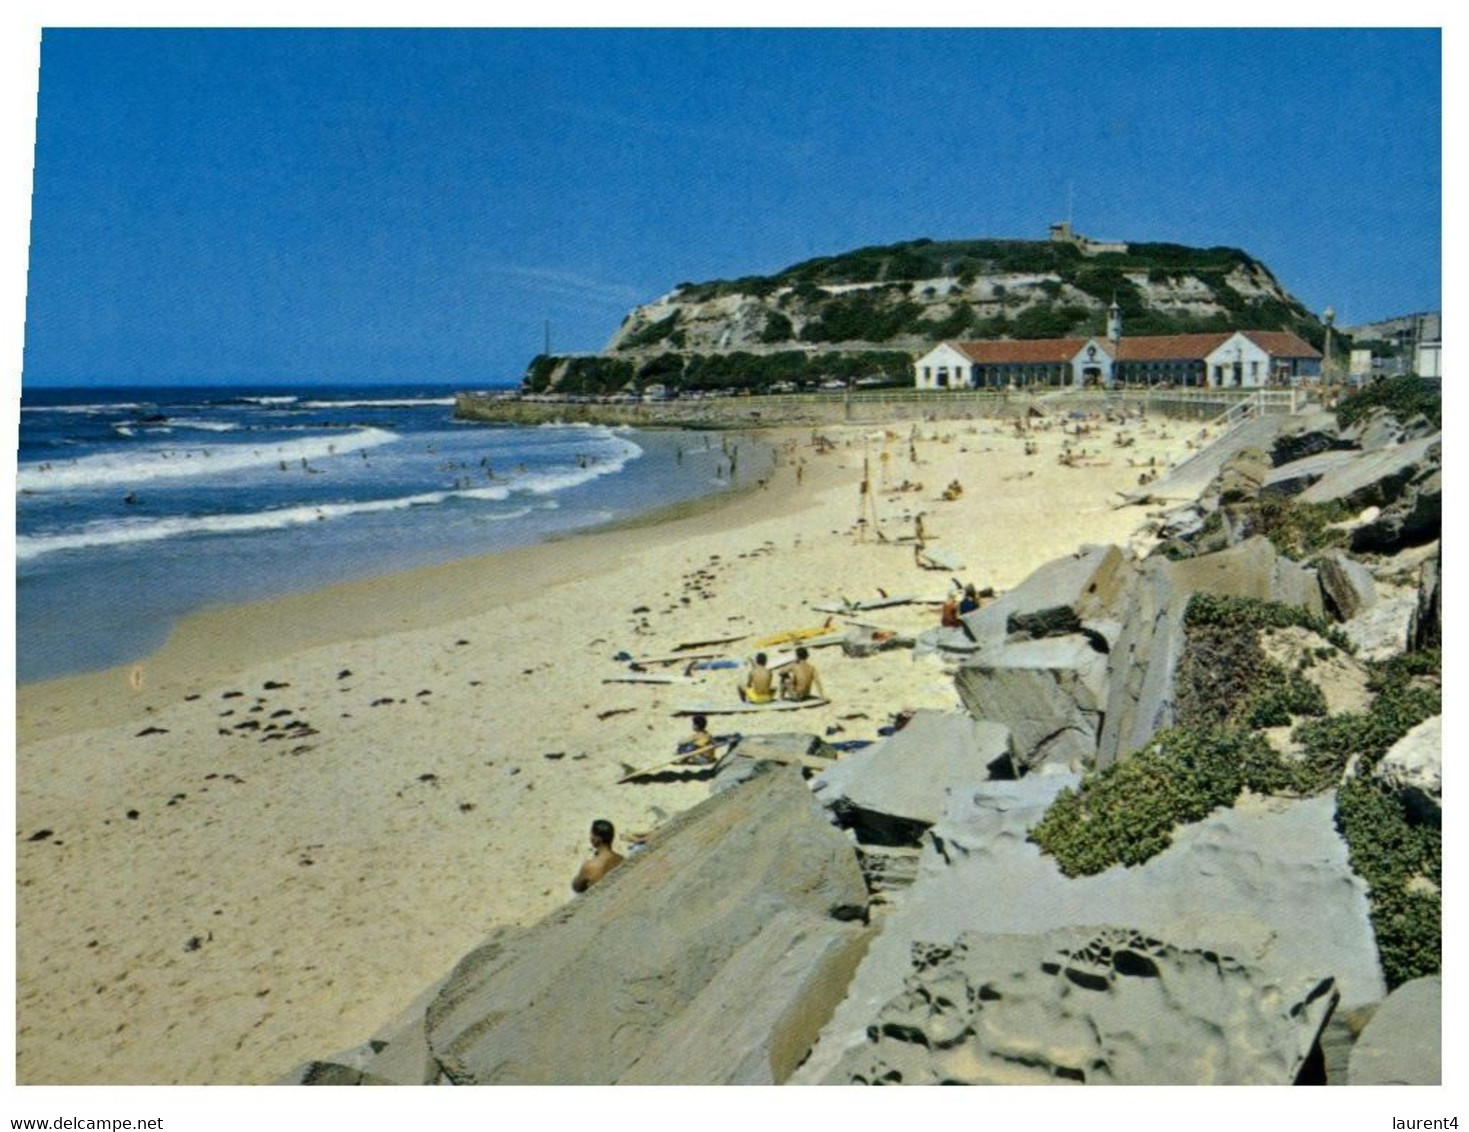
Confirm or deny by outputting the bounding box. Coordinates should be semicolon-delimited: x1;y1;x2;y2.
1350;466;1441;553
1341;593;1418;661
953;635;1108;773
1317;549;1379;621
1210;446;1272;504
1262;449;1359;498
1296;434;1440;511
961;544;1128;648
1411;550;1441;650
424;765;868;1084
793;778;1384;1083
1166;535;1325;617
1271;409;1347;466
1347;975;1442;1085
1374;715;1441;823
811;710;1011;844
618;909;873;1085
1098;537;1324;768
823;926;1337;1085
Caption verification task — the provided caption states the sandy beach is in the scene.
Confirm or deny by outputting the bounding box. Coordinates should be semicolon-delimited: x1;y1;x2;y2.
16;408;1201;1084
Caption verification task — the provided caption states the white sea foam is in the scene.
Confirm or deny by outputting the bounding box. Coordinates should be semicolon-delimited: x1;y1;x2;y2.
297;398;456;409
15;427;399;493
17;490;537;562
17;433;642;559
237;395;300;405
21;402;145;415
168;418;243;433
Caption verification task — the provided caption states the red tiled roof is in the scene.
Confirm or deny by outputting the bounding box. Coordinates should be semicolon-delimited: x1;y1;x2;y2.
950;338;1095;364
1242;330;1322;359
938;329;1321;366
1114;333;1232;361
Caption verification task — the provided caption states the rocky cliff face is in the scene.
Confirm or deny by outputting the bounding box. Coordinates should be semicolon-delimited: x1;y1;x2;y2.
529;236;1321;394
607;259;1302;357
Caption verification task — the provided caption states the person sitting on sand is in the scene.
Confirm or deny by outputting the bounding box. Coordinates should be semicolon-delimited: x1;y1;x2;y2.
571;819;624;894
959;584;981;616
739;653;775;704
940;590;962;628
785;647;825;701
677;714;718;765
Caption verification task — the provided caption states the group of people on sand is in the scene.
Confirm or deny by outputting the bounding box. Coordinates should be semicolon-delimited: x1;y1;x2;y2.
736;648;825;705
940;583;986;628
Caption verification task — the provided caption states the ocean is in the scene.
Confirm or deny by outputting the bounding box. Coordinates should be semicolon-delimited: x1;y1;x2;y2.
16;383;754;684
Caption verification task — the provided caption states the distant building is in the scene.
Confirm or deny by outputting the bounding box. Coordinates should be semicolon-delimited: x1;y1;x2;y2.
1047;220;1129;257
913;330;1321;390
1416;340;1442;379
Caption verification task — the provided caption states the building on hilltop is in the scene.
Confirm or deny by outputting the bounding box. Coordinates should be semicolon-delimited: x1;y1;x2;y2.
913;330;1321;391
1047;220;1129;257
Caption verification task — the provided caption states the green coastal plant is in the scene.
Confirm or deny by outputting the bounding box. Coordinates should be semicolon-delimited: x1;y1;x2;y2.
1336;374;1441;430
1336;777;1441;988
1028;727;1289;877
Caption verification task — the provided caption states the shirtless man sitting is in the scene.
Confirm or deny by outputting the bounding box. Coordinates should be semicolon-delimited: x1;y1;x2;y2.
739;653;775;703
571;819;624;894
785;647;825;701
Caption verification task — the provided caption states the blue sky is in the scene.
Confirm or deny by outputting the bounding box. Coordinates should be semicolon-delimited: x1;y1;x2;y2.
21;27;1442;388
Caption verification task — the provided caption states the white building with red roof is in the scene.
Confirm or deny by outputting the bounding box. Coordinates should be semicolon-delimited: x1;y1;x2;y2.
913;329;1321;390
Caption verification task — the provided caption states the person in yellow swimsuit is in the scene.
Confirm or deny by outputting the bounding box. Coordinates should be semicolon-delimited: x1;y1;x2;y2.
739;652;775;703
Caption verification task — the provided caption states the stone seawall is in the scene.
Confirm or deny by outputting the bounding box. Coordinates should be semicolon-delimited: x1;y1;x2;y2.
454;389;1307;431
454;392;1028;430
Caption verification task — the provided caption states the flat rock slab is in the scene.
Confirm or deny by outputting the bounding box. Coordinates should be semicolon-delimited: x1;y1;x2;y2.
793;777;1384;1082
961;544;1127;649
823;925;1337;1085
954;635;1108;773
811;710;1011;844
1297;434;1440;508
425;765;868;1084
1348;975;1442;1085
619;909;872;1084
1263;449;1359;497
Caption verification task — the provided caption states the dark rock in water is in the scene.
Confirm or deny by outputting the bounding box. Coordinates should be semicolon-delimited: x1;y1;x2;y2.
263;680;290;690
27;829;53;842
1348;975;1441;1085
823;926;1338;1085
423;766;869;1084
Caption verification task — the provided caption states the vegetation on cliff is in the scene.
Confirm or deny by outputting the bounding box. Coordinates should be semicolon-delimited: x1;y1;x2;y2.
523;349;913;395
527;234;1329;395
